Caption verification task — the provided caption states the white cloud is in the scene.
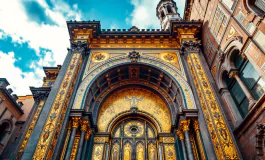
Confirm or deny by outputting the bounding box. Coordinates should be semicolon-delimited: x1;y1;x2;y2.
127;0;161;29
127;0;185;29
0;0;82;95
0;51;44;95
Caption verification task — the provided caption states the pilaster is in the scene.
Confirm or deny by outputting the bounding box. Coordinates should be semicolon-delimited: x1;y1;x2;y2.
182;40;242;159
21;41;88;160
14;87;51;160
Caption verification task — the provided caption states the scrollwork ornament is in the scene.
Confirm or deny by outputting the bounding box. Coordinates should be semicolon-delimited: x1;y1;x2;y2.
71;41;88;54
128;50;140;63
72;117;80;128
176;130;184;140
81;120;89;131
193;119;200;131
180;40;201;53
85;129;92;140
181;119;190;132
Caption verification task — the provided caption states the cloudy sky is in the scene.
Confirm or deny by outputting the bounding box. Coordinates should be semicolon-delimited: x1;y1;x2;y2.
0;0;185;95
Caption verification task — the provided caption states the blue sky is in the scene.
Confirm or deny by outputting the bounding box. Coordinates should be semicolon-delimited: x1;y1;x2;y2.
0;0;185;95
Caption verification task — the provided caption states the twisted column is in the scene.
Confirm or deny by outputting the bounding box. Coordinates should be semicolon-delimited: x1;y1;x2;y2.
181;119;194;160
65;117;80;160
176;129;188;160
193;120;206;160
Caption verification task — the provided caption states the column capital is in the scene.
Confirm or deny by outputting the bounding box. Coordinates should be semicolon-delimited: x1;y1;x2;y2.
176;130;184;140
72;117;80;128
180;119;190;131
70;41;88;55
80;120;89;131
85;129;92;140
229;71;238;79
193;119;200;131
180;40;201;54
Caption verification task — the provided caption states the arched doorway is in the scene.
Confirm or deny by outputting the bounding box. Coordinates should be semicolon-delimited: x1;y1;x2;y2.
110;117;157;160
92;87;177;160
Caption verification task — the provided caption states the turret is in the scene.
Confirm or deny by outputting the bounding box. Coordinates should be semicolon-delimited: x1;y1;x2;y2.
156;0;182;29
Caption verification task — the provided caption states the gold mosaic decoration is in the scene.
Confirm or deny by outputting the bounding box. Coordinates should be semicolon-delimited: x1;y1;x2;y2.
148;143;157;159
33;53;82;159
164;144;176;160
94;136;109;143
124;121;144;137
124;143;132;160
17;100;45;156
162;137;175;143
97;88;171;132
136;143;145;160
111;143;120;160
187;53;239;159
91;52;109;62
70;136;80;160
92;144;104;160
73;55;196;110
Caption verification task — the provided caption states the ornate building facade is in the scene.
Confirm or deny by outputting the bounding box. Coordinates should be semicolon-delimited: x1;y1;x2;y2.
184;0;265;159
0;78;34;159
10;0;265;159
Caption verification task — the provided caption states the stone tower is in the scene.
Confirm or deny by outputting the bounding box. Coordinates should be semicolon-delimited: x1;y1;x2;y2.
156;0;182;30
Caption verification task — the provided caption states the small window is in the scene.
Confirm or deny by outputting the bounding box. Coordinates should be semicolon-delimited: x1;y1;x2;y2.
236;11;256;34
161;11;165;19
211;6;228;42
167;5;173;14
255;0;265;12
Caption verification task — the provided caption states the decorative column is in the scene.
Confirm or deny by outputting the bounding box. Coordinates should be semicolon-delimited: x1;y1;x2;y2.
180;120;194;160
60;121;72;160
219;88;243;126
182;40;241;159
193;120;206;160
65;117;80;160
75;119;88;160
80;128;92;160
229;71;256;109
176;130;188;160
31;41;87;160
15;87;50;160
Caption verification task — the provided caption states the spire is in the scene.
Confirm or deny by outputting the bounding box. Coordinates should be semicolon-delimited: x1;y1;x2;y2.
156;0;182;29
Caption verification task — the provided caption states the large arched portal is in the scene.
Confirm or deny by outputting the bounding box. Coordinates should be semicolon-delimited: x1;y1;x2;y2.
92;86;177;160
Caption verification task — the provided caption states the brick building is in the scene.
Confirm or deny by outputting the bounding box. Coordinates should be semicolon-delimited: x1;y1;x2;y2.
184;0;265;159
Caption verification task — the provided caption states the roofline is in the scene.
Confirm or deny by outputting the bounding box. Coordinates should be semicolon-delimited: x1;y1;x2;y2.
0;78;10;85
0;87;24;114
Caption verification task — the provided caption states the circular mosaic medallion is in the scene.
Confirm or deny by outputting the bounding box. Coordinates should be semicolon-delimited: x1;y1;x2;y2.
92;52;109;62
124;121;144;137
160;52;177;62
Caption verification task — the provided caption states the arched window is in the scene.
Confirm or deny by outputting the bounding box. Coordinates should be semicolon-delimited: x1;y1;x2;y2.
226;50;265;118
161;11;165;19
245;0;265;15
167;5;173;14
0;120;12;144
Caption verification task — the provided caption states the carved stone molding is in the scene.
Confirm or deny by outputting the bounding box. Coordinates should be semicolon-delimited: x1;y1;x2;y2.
128;50;140;63
71;41;88;54
217;49;225;63
180;40;201;54
256;123;265;159
30;87;51;101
